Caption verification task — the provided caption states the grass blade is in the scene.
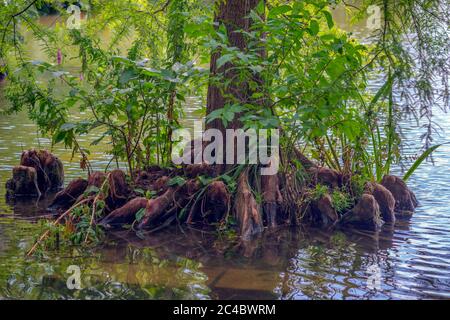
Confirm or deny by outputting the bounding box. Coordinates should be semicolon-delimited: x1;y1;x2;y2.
403;144;442;182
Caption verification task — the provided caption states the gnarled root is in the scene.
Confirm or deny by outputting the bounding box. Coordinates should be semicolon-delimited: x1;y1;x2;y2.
87;172;107;188
138;188;176;229
183;163;216;179
105;169;130;212
311;194;339;227
101;197;149;227
20;149;64;193
234;170;264;240
261;174;282;228
50;178;88;209
341;194;382;230
381;175;418;217
366;182;396;223
6;166;41;198
201;181;230;223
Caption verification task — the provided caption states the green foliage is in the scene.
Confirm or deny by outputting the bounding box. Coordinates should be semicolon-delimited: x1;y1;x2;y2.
311;184;329;201
331;189;352;214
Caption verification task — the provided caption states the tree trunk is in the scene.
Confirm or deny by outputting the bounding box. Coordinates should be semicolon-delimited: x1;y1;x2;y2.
206;1;282;234
206;0;263;169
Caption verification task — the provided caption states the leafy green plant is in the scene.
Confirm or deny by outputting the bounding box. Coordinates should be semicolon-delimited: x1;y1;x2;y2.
331;190;352;214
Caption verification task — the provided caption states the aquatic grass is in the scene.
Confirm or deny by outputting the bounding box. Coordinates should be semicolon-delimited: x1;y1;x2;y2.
403;144;442;182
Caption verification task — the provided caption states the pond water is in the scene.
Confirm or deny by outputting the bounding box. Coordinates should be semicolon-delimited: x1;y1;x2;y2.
0;13;449;300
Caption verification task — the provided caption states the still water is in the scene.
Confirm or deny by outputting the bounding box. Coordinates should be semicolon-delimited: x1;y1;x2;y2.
0;14;449;300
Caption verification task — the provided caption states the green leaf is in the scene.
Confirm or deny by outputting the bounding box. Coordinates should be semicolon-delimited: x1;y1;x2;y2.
134;188;145;196
370;74;393;108
403;144;442;181
269;5;292;17
216;54;234;69
309;20;320;36
84;185;100;195
322;11;334;29
168;176;186;187
135;208;146;222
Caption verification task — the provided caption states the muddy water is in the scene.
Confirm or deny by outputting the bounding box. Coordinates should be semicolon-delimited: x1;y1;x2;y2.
0;14;449;300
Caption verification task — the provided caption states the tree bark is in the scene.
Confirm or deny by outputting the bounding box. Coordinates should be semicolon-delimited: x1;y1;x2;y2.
206;0;263;169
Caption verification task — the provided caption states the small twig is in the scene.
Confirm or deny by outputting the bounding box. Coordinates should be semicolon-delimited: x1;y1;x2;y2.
84;173;111;243
27;198;91;256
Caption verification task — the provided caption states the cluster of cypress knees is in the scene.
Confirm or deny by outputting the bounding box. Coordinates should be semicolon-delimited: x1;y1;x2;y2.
6;149;418;240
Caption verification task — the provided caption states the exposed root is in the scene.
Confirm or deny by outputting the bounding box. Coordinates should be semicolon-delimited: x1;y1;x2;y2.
138;188;176;229
152;176;170;195
101;197;150;227
6;166;41;198
105;169;130;212
261;174;282;228
234;169;264;240
87;171;107;188
50;178;88;210
20;149;64;193
184;163;216;179
309;166;342;189
201;181;230;223
310;194;339;227
366;182;396;223
381;175;418;216
134;167;170;191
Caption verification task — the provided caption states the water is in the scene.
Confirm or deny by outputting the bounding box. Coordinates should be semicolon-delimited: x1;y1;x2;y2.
0;14;449;300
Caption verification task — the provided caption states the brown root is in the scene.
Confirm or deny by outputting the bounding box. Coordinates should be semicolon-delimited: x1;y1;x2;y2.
234;170;264;239
87;171;107;188
151;176;170;194
310;194;339;227
134;167;170;191
101;197;149;227
50;178;88;209
20;149;64;193
138;188;176;229
261;174;282;228
381;175;418;217
341;194;382;230
105;170;130;212
183;163;216;179
201;181;230;223
366;182;396;223
279;167;309;225
6;166;41;198
309;166;342;189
